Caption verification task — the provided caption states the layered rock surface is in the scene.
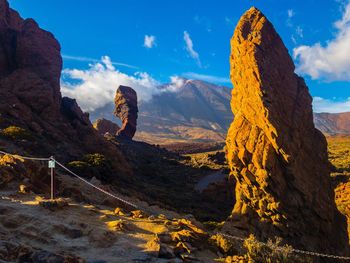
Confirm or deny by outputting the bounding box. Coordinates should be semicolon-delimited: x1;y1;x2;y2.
0;0;129;176
224;7;349;254
114;85;138;139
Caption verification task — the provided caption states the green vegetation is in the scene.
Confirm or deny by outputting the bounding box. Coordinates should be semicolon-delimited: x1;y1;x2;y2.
0;126;32;140
68;153;113;182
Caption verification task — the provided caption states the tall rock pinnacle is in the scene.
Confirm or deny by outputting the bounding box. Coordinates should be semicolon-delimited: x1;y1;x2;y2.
114;85;138;139
224;7;349;254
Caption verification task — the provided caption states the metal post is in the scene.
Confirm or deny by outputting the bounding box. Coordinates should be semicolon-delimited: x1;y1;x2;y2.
49;156;55;200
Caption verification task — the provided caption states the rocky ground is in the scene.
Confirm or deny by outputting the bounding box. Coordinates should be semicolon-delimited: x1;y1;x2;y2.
1;137;348;262
0;187;218;262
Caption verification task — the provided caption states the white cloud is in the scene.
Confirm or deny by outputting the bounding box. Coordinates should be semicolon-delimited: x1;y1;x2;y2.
61;56;161;112
296;26;303;38
61;57;191;113
288;9;295;18
144;35;156;48
183;31;201;67
313;97;350;113
286;9;295;28
62;54;137;69
183;72;231;84
294;1;350;81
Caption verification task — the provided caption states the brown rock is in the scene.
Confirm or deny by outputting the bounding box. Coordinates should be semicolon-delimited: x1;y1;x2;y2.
60;97;90;126
0;154;49;193
145;236;175;259
224;7;349;254
114;85;138;139
93;118;120;136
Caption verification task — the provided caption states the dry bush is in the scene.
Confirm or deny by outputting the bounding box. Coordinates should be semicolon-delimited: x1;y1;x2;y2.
242;235;311;263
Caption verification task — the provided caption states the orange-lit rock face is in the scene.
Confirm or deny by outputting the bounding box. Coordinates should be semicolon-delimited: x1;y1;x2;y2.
225;7;348;254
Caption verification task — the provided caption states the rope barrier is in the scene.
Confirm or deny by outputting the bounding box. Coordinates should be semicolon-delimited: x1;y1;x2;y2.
53;159;138;209
1;149;350;260
0;150;50;161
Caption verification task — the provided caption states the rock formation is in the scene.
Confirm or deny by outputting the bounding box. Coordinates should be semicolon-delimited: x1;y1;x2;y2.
114;85;138;139
224;7;349;254
0;0;130;176
93;118;121;136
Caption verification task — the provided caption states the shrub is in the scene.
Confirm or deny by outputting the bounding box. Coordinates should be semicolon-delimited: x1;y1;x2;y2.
242;234;311;263
68;153;113;182
0;126;32;140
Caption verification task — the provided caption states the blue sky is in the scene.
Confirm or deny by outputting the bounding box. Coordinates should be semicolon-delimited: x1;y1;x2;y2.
9;0;350;113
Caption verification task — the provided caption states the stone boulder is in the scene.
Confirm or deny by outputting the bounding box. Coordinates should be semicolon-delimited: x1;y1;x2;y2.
114;85;138;139
93;118;120;136
224;7;349;255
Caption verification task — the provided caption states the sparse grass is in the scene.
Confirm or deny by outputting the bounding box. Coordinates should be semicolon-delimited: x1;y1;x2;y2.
0;126;32;140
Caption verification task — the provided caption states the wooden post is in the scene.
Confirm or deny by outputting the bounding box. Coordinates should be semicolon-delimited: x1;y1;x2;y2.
49;157;55;200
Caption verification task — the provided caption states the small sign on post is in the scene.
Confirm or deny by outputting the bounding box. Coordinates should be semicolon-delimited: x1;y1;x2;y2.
49;157;55;200
48;160;55;169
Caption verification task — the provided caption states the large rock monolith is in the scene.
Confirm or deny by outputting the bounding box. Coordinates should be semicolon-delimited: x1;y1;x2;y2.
224;7;349;255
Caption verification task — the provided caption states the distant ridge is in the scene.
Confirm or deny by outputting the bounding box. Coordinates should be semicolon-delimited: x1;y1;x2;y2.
90;79;350;144
314;112;350;135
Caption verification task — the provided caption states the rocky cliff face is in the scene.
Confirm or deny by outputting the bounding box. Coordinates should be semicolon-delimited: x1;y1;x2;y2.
224;7;349;254
0;0;130;176
114;85;138;139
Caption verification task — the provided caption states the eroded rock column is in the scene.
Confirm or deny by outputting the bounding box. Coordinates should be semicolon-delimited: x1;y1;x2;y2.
224;7;348;255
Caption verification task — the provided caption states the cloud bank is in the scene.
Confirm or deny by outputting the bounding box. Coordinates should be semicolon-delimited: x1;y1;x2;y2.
61;56;185;113
294;1;350;81
313;97;350;113
61;56;161;112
